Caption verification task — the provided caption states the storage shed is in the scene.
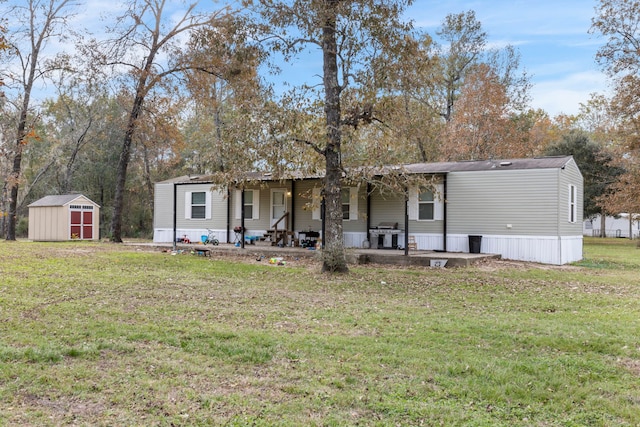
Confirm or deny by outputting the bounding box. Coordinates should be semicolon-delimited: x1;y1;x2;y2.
28;194;100;241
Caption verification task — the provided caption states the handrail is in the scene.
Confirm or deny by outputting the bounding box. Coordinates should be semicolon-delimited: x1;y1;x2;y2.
272;212;290;245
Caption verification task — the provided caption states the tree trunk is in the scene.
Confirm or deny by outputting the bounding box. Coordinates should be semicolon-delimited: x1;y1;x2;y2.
7;101;29;241
599;213;606;238
321;1;348;273
109;91;145;242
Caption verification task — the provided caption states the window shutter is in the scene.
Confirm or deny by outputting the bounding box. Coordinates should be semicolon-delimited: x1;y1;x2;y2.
408;186;418;220
434;184;444;221
252;190;260;219
349;187;359;220
185;192;192;220
235;189;242;220
312;187;321;220
205;191;212;220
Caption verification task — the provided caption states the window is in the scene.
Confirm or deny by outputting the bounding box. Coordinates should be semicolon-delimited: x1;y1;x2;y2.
341;188;350;220
569;184;577;223
235;189;260;220
341;187;358;220
244;190;254;219
418;190;435;220
185;191;211;220
408;184;443;221
191;192;206;219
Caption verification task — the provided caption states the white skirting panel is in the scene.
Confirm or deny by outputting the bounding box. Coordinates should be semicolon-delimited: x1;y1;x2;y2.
412;234;445;251
154;228;228;244
350;233;445;250
344;232;368;248
446;234;583;265
560;235;583;264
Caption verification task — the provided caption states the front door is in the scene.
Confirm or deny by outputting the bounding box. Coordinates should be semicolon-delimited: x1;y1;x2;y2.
271;189;287;227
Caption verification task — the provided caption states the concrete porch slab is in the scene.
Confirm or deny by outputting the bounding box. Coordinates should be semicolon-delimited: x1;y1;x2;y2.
141;242;500;268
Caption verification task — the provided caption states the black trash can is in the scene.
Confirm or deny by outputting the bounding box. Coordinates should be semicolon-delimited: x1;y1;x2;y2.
468;235;482;254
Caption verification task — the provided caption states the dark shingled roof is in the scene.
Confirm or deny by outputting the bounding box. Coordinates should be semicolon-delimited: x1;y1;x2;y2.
402;156;574;174
28;194;97;207
156;156;576;184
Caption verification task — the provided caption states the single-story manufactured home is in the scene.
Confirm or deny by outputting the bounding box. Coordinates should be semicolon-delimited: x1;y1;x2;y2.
28;194;100;241
153;156;583;265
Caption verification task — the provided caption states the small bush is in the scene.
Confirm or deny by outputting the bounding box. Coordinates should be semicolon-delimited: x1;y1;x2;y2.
16;216;29;238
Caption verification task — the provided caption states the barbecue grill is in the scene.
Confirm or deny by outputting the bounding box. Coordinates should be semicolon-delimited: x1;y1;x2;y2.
369;222;401;249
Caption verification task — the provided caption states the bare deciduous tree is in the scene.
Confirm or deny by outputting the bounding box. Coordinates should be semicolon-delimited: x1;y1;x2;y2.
1;0;78;240
95;0;233;242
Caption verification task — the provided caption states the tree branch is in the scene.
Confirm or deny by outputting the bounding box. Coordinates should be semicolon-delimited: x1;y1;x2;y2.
292;137;325;156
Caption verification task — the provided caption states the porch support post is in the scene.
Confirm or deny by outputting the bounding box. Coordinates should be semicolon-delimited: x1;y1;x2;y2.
404;187;409;256
321;196;326;249
241;189;245;249
291;179;296;235
226;188;231;243
172;182;177;251
366;182;371;247
443;173;448;252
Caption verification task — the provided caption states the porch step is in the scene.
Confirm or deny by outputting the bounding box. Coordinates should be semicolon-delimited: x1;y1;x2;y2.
264;229;295;246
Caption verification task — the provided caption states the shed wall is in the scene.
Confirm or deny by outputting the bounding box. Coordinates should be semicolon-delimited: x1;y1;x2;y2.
29;206;68;241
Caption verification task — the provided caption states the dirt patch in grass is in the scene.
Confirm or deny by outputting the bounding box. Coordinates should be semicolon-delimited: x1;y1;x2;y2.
473;258;583;272
618;358;640;377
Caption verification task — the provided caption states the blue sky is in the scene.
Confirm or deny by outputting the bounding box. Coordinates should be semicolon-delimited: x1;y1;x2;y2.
5;0;608;117
408;0;608;116
257;0;609;116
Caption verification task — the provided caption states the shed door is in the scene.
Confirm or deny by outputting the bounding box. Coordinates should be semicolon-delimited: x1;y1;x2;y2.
69;205;94;239
83;211;93;239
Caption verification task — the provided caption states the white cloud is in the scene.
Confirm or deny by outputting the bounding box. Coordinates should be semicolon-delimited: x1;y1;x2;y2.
531;70;610;116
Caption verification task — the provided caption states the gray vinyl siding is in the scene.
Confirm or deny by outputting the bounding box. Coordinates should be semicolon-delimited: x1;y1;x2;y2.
229;183;296;232
154;183;175;228
447;169;560;236
342;185;367;233
370;191;443;233
370;191;403;227
558;158;584;235
175;183;227;229
289;179;366;233
292;179;323;232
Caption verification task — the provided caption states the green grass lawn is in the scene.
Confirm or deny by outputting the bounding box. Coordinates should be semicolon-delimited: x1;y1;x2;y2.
1;239;639;426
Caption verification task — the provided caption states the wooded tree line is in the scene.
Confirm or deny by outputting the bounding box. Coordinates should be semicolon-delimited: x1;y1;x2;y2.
0;0;638;271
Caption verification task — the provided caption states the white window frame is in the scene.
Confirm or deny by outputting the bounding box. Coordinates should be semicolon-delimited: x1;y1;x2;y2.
270;188;288;226
341;187;359;221
235;189;260;220
408;184;443;221
568;184;577;223
184;191;211;220
418;189;435;221
310;186;357;221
